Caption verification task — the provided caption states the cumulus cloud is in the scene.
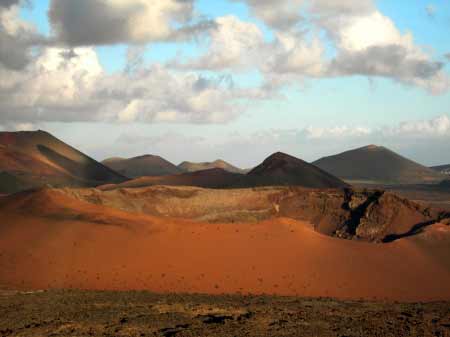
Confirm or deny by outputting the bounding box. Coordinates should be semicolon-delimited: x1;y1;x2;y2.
173;15;326;86
299;115;450;140
49;0;198;46
262;32;326;84
0;45;260;126
330;45;447;93
202;0;449;94
232;0;304;30
173;15;265;71
325;10;448;93
303;125;371;139
0;5;43;70
103;68;242;124
387;115;450;137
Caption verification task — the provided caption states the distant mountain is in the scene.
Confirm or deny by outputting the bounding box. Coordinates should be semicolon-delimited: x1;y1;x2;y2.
0;130;126;193
236;152;348;189
102;152;348;190
431;164;450;175
178;159;247;174
102;155;183;178
313;145;444;185
100;168;243;191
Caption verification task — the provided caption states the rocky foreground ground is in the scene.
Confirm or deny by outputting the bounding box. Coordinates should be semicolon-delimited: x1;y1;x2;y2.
0;290;449;337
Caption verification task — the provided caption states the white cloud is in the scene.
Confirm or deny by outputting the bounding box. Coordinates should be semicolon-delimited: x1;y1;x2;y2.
0;45;257;126
299;115;450;140
13;123;35;131
388;115;450;137
173;15;265;71
213;0;449;94
303;126;372;139
262;32;326;83
332;11;413;52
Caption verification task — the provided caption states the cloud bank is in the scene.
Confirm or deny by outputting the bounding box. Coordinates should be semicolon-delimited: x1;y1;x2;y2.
0;0;448;129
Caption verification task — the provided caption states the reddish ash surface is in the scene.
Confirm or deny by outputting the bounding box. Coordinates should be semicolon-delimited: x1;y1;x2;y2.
0;189;449;302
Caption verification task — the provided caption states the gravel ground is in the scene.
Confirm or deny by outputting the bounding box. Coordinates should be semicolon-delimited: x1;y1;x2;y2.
0;290;449;337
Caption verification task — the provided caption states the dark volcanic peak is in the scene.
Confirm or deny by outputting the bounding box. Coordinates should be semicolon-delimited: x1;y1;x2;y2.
243;152;348;189
0;130;126;194
102;154;183;178
313;145;444;185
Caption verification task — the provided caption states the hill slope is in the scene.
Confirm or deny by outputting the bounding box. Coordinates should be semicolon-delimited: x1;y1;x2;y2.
313;145;444;184
179;159;247;174
236;152;348;189
102;155;183;178
0;130;126;193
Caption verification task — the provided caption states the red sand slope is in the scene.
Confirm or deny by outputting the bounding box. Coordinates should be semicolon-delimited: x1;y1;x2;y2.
0;189;449;302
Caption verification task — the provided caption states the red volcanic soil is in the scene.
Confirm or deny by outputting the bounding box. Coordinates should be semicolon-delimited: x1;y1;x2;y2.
0;189;449;302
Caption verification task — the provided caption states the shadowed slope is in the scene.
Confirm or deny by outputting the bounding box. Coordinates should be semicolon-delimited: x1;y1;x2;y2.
102;155;183;178
0;131;125;193
314;145;444;184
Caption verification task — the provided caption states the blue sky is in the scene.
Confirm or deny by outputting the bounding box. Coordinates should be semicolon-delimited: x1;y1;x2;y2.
5;0;450;166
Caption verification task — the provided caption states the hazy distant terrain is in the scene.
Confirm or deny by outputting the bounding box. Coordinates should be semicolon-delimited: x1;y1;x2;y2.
179;159;248;174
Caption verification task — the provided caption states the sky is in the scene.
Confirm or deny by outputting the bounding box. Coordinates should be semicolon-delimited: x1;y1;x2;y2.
0;0;450;168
